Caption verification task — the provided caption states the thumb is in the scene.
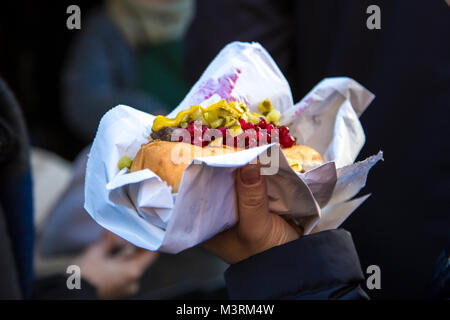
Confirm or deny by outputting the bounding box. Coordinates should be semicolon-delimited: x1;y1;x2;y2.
124;250;159;272
95;230;119;254
236;164;270;229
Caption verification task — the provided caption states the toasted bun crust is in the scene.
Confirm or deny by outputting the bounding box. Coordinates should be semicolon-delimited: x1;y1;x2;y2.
282;145;324;173
130;141;324;192
130;141;237;192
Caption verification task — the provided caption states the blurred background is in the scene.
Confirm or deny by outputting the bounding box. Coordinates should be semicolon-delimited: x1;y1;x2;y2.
0;0;449;299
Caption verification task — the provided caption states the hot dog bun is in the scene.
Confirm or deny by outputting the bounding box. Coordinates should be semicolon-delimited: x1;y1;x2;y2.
130;141;237;192
130;141;324;192
282;145;325;173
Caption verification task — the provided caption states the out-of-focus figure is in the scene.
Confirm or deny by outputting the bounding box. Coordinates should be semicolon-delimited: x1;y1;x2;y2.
0;76;157;300
39;0;228;299
62;0;195;142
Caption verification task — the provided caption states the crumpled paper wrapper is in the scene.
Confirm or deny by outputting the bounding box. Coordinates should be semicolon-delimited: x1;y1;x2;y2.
84;42;382;253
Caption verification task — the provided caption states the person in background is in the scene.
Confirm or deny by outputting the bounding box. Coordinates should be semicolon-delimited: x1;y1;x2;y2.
52;1;230;299
62;0;194;142
0;77;34;299
35;230;158;300
0;76;157;300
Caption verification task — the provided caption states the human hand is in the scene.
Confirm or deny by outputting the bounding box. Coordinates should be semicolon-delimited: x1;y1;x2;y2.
74;231;158;299
203;164;303;264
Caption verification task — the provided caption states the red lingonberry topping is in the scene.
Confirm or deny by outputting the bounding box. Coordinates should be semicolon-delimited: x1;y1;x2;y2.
239;118;248;130
233;136;238;147
256;131;264;141
258;117;267;129
281;135;295;148
184;121;295;149
187;122;195;137
279;125;289;137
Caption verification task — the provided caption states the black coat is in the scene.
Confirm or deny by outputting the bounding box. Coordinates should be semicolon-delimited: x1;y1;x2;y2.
225;229;369;300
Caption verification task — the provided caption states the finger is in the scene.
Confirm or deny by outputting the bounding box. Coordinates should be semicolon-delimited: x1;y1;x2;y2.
124;282;140;297
107;231;128;248
107;282;140;300
84;230;116;256
98;230;121;252
236;164;270;230
124;249;159;271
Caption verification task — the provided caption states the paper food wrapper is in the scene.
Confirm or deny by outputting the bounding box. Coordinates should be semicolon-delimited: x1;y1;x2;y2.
84;42;382;253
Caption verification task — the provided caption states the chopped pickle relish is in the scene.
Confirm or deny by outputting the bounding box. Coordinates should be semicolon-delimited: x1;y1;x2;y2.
151;99;280;132
118;155;132;170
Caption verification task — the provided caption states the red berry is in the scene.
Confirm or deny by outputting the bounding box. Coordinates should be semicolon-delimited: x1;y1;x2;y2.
239;118;248;130
259;117;267;129
244;136;250;147
266;124;274;133
279;125;289;137
256;131;264;141
187;122;195;137
281;135;295;148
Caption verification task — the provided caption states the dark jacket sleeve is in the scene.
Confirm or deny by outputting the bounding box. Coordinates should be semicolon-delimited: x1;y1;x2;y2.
32;275;98;300
431;238;450;299
224;229;369;300
0;77;34;298
0;204;22;299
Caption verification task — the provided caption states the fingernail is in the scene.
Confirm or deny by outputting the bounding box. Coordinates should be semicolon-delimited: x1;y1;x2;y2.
240;165;261;185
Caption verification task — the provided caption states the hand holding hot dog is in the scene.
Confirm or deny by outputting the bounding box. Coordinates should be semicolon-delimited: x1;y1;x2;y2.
202;164;303;264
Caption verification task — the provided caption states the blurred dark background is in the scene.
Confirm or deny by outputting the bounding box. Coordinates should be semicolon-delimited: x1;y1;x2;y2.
0;0;449;299
0;1;99;160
